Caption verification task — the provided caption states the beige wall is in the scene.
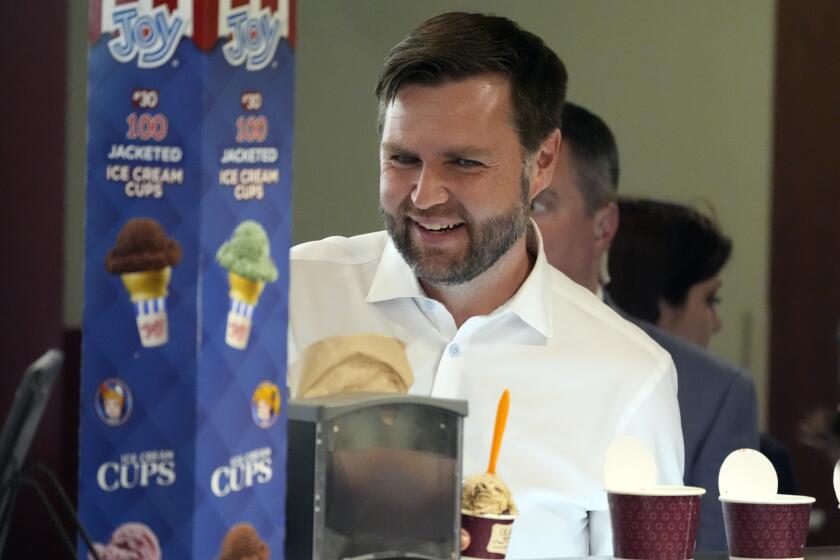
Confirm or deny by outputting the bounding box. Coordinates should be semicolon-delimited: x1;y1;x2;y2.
65;1;776;424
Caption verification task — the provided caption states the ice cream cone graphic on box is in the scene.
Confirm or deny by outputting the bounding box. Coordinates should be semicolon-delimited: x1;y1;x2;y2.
105;218;182;347
216;221;278;350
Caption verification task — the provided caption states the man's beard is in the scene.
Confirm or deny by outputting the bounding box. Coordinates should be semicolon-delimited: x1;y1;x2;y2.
381;173;531;286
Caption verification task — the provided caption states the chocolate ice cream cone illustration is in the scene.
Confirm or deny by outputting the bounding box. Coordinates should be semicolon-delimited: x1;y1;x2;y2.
106;218;181;348
218;523;269;560
216;221;278;350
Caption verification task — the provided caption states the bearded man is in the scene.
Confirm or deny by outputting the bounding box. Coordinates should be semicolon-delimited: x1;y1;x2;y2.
288;13;684;558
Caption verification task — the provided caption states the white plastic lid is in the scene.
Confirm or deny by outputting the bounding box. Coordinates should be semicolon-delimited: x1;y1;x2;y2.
609;485;706;497
718;448;778;499
604;436;658;492
719;493;814;505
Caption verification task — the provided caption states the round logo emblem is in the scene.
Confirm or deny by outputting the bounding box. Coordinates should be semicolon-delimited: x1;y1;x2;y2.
95;378;133;427
251;381;281;429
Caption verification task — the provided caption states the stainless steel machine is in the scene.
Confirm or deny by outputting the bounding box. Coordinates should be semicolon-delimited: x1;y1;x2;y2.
286;394;468;560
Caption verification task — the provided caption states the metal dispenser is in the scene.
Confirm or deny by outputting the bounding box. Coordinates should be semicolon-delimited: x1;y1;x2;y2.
286;394;468;560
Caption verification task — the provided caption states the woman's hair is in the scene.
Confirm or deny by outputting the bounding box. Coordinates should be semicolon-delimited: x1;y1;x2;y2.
606;197;732;323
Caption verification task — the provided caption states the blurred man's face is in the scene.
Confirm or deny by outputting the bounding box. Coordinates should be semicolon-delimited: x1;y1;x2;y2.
378;75;545;286
531;144;602;292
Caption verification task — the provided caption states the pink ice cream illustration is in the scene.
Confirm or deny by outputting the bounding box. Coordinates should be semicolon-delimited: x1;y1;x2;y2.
89;522;161;560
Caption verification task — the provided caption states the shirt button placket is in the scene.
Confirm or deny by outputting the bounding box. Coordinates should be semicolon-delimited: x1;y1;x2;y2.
432;341;463;398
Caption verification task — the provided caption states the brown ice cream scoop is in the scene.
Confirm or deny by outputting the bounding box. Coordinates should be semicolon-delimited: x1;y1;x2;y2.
105;218;182;274
218;523;269;560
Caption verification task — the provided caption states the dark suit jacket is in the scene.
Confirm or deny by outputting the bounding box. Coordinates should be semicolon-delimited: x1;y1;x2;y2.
635;320;760;551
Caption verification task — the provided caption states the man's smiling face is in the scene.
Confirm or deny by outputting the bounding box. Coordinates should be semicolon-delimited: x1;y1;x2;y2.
378;74;533;285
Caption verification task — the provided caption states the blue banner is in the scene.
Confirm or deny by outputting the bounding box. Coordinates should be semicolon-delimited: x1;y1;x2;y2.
80;2;293;558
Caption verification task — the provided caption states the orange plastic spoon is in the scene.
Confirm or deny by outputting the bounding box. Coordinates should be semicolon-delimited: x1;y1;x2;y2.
487;389;510;475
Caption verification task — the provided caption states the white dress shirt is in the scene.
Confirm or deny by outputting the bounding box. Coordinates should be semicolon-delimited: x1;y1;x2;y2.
288;229;684;559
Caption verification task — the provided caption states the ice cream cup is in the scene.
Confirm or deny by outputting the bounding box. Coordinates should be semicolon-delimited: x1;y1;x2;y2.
720;494;814;560
226;299;255;350
608;485;706;560
121;267;171;347
225;272;264;350
460;512;516;559
134;297;168;347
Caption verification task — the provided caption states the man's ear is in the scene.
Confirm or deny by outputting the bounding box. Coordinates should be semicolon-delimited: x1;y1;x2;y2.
593;201;619;256
657;297;677;330
528;128;561;200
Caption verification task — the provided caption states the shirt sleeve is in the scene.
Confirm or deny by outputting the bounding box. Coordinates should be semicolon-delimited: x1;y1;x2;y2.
286;322;300;394
589;357;686;556
587;509;613;556
619;356;685;484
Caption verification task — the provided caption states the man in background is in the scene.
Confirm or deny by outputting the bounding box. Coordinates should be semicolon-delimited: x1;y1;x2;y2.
532;102;759;551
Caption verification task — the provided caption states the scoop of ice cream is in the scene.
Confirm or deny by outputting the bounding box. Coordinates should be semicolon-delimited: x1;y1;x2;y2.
105;218;182;274
462;472;517;516
216;221;278;283
88;522;161;560
218;523;269;560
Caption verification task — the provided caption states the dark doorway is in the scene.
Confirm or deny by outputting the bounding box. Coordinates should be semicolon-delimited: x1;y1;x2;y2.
770;0;840;545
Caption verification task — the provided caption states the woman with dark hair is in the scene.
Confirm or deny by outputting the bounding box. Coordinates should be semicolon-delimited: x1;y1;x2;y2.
606;197;732;348
608;198;801;495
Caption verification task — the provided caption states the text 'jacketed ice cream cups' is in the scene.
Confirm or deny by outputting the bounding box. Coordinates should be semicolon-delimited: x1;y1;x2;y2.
608;485;706;560
461;512;517;559
720;495;814;560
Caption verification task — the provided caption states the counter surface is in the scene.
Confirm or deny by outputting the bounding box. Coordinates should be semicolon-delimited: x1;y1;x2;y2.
529;547;840;560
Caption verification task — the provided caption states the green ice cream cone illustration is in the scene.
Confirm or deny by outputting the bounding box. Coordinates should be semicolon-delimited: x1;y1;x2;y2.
216;221;278;349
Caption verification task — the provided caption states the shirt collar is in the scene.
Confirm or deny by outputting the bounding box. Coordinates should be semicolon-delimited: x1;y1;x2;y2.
366;237;426;302
365;223;554;338
496;223;553;338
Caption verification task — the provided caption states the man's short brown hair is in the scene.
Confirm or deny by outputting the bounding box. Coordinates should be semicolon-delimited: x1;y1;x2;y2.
375;12;567;154
560;102;620;214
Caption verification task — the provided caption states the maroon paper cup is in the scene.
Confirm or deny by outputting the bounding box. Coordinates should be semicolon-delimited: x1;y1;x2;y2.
608;486;705;560
720;495;814;559
461;512;516;559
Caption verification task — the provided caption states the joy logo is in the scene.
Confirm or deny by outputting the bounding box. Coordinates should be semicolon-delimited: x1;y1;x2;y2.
108;5;184;68
210;447;273;497
223;9;284;71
